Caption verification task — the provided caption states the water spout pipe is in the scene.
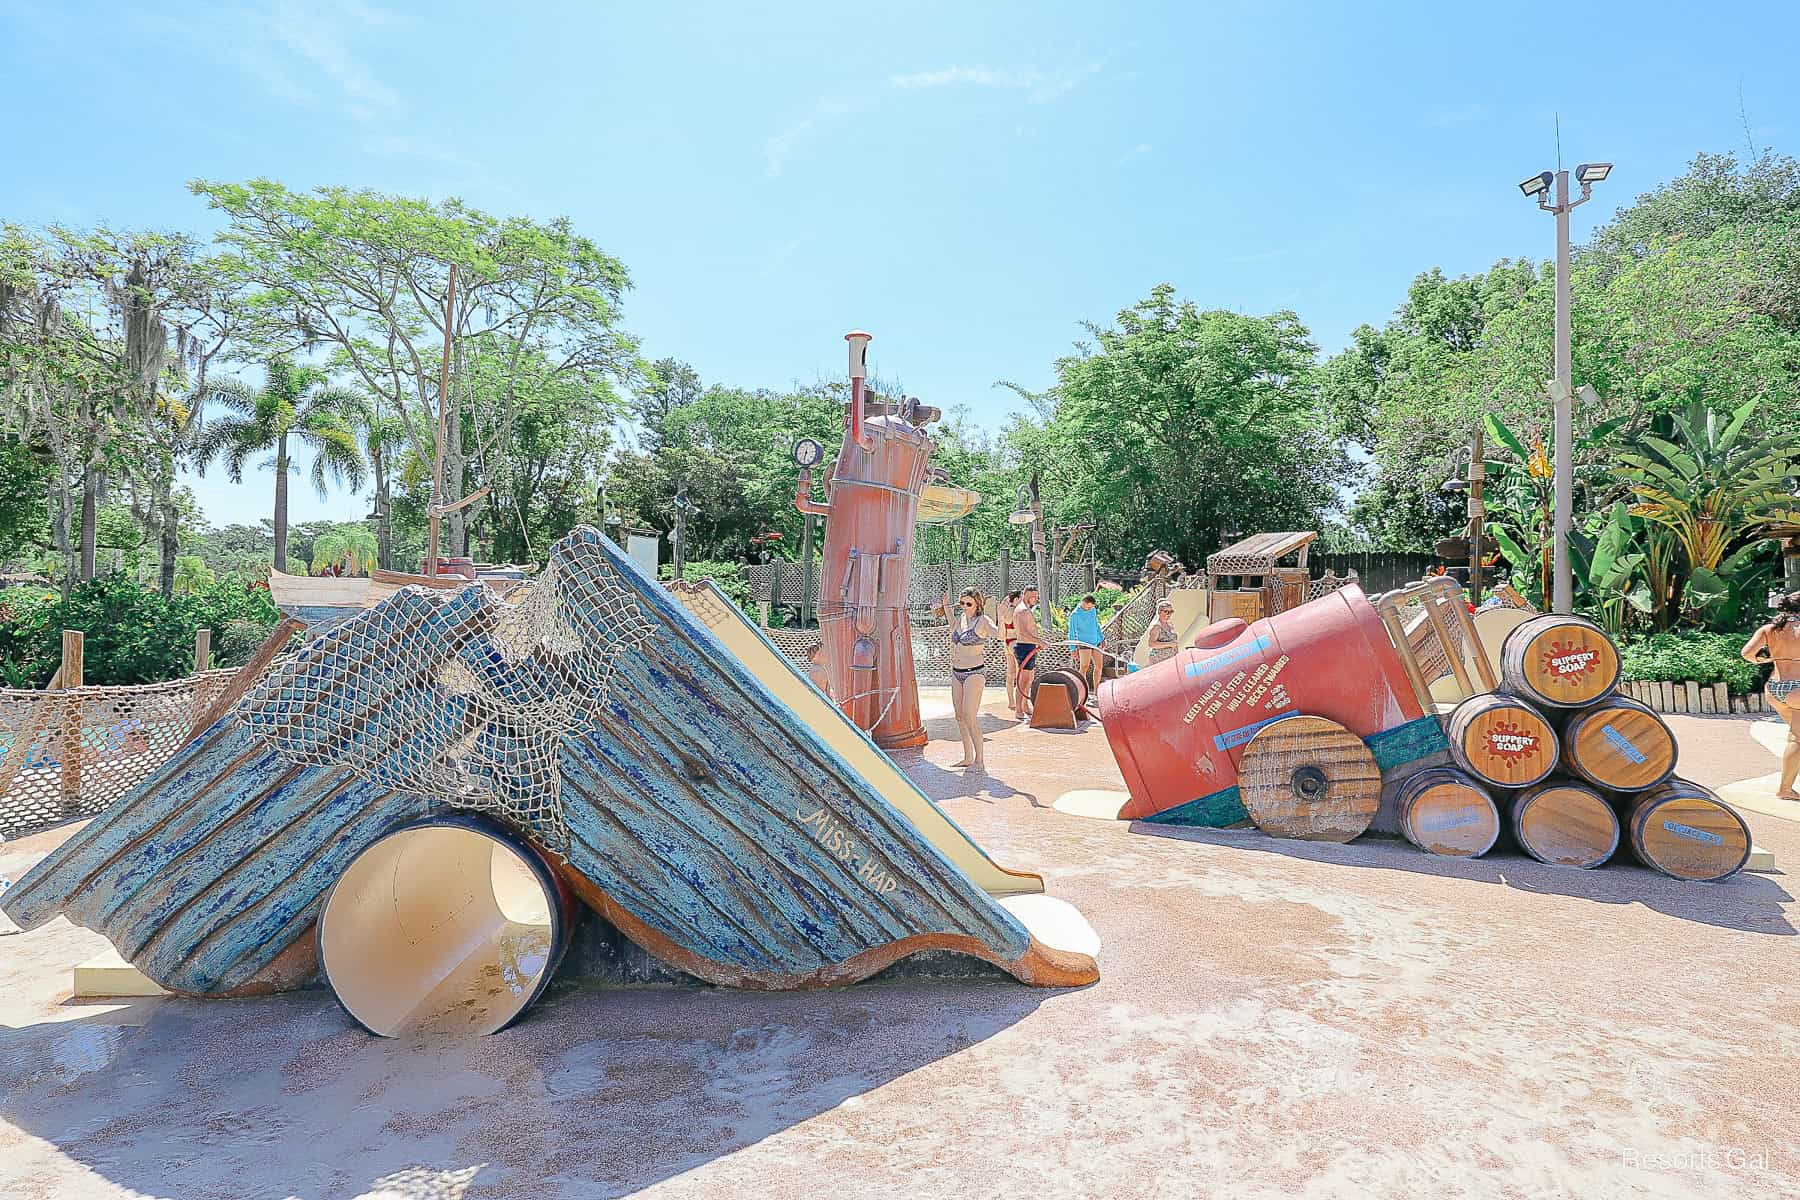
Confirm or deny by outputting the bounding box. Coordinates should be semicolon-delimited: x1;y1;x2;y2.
845;330;874;452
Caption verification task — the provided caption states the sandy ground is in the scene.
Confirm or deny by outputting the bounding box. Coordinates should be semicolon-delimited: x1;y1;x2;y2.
2;693;1798;1200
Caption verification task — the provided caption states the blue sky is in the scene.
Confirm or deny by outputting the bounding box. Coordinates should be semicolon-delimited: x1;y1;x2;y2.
4;0;1796;526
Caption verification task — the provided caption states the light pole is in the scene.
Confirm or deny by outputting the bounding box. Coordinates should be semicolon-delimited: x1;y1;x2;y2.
672;483;699;580
1519;161;1611;614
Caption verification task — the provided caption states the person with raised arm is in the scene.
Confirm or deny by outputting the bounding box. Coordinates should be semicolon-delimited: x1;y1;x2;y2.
1742;591;1800;801
1012;587;1044;720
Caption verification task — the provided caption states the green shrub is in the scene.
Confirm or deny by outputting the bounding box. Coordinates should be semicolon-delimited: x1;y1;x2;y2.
1618;630;1765;695
0;576;278;686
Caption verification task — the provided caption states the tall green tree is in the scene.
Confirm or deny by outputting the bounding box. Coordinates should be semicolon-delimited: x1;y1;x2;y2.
1007;284;1348;568
195;360;367;571
52;227;244;596
189;179;645;558
608;382;841;562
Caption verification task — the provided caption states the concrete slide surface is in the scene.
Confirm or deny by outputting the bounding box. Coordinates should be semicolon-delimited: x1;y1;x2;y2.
670;581;1044;896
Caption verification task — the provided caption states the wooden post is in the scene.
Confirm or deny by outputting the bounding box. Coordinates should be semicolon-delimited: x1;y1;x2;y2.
998;545;1010;597
187;617;304;739
1468;427;1486;605
60;629;84;814
193;628;212;676
1374;595;1434;714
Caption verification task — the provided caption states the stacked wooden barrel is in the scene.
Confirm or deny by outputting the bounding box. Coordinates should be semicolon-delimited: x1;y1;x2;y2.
1425;614;1746;881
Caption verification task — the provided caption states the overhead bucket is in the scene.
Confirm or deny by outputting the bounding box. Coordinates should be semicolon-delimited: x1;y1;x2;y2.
318;815;577;1036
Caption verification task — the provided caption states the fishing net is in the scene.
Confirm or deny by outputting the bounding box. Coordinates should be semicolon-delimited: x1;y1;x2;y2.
240;530;657;852
0;670;241;838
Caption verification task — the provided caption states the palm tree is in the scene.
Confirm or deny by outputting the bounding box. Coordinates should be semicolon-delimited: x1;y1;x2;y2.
171;554;215;595
196;360;368;572
309;524;379;576
349;399;406;570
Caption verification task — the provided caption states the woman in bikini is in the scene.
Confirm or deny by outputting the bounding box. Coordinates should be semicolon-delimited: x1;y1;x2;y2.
1146;598;1180;665
947;588;1001;771
1741;590;1800;801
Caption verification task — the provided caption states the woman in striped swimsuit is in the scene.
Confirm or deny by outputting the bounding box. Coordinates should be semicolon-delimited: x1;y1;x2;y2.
1742;590;1800;801
948;588;1001;772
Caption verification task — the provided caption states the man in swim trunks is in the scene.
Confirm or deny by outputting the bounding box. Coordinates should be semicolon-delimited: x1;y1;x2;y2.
1012;588;1044;720
1001;590;1021;711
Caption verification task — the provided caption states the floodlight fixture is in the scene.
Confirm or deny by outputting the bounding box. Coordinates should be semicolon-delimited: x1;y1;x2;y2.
1519;171;1553;199
1575;162;1612;184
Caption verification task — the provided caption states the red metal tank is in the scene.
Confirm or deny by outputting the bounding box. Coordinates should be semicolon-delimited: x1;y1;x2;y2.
794;331;931;750
1097;585;1425;822
813;414;931;749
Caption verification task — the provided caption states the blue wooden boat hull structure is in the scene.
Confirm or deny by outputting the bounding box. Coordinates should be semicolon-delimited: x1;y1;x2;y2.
2;528;1098;1001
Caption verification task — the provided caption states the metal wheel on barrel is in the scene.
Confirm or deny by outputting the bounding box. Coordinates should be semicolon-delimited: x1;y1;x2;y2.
1236;715;1382;843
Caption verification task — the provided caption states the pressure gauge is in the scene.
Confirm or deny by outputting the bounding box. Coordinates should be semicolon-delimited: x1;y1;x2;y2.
792;438;825;468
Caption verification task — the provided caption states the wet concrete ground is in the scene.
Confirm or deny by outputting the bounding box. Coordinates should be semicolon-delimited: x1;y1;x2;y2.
2;694;1797;1199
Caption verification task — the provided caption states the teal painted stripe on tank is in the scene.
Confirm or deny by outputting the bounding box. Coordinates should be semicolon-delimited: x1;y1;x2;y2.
1367;714;1449;770
1140;786;1248;828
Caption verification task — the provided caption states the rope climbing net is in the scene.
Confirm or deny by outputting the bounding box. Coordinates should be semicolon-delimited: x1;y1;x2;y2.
0;670;242;838
240;530;657;852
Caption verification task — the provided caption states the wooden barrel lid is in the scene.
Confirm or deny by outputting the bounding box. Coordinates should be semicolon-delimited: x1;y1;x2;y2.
1512;783;1619;868
1502;616;1620;707
1630;785;1750;882
1448;694;1559;788
1397;769;1500;857
1563;699;1676;791
1238;715;1380;843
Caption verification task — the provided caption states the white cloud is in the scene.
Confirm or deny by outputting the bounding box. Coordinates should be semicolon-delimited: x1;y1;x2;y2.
271;0;404;123
764;117;817;178
889;60;1103;104
1029;60;1104;103
767;59;1103;176
107;1;405;124
1117;143;1152;166
359;135;480;170
891;65;1043;90
764;98;858;177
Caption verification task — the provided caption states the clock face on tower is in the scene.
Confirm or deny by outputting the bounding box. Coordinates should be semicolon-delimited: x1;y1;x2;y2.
792;438;825;468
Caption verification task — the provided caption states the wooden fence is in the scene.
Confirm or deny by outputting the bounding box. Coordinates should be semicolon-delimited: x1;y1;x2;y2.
1309;553;1440;595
